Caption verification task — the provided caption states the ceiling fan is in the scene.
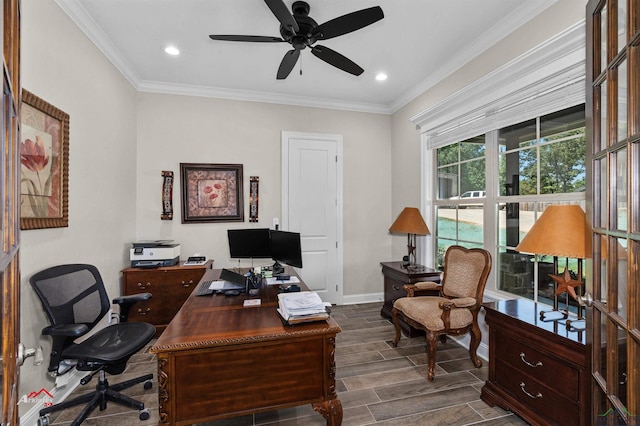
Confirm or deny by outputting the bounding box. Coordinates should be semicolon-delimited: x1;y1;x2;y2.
209;0;384;79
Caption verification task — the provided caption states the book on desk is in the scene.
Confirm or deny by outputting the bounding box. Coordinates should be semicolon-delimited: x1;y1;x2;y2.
277;291;331;325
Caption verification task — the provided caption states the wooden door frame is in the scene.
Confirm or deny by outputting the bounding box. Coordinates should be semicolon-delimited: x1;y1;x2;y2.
586;0;639;423
1;0;22;424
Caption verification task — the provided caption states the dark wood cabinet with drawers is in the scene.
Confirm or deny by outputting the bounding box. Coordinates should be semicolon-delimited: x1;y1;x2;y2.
380;261;441;337
122;261;211;335
480;299;587;426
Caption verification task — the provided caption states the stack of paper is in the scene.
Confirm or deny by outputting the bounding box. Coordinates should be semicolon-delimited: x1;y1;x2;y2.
277;291;330;324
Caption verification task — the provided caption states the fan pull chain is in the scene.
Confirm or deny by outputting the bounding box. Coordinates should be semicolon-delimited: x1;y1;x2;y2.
299;53;303;76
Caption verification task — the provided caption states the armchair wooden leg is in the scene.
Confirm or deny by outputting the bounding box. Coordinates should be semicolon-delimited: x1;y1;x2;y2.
469;323;483;368
391;308;402;347
426;330;439;381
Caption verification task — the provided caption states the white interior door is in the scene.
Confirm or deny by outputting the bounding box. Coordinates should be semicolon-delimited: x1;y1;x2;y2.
282;132;342;304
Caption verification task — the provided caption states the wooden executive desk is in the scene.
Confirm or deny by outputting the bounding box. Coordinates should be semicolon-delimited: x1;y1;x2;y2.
150;268;343;425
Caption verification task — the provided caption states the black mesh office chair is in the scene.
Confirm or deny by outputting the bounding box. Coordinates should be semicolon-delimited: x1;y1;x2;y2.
30;264;156;426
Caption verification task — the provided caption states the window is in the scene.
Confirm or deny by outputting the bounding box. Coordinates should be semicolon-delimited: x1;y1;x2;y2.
432;105;586;308
413;23;585;299
498;106;585;307
434;137;486;268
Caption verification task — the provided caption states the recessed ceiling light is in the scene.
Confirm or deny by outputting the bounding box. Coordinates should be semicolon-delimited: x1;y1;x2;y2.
164;46;180;56
375;72;388;81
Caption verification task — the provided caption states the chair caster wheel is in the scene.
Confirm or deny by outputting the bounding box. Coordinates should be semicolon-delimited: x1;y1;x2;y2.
139;408;151;420
37;415;50;426
143;380;153;390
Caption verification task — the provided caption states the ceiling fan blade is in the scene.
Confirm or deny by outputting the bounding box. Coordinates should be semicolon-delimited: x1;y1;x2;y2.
209;35;284;43
277;49;301;79
312;6;383;40
264;0;299;33
311;45;363;76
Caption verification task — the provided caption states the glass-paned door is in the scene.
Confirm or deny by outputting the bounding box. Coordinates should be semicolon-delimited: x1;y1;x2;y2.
587;0;639;423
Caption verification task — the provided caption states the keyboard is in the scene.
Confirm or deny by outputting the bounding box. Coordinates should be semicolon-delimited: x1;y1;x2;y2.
195;280;215;296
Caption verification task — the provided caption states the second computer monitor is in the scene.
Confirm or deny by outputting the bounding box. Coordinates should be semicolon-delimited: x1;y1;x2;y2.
270;230;303;270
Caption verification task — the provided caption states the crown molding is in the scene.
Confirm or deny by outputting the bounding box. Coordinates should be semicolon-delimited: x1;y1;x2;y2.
390;0;560;113
410;20;586;141
136;80;391;114
54;0;141;87
55;0;391;113
56;0;561;115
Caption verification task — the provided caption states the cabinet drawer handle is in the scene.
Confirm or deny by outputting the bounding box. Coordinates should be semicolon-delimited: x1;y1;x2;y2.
519;382;542;399
519;352;543;368
137;307;151;315
392;285;401;291
182;280;194;287
137;282;151;289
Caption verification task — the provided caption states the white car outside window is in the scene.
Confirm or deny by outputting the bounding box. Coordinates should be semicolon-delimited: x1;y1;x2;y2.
449;191;485;207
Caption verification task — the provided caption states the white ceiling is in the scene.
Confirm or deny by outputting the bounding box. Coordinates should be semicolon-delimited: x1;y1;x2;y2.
56;0;559;114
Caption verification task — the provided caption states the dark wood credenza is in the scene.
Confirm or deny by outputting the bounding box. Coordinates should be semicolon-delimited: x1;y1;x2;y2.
379;261;441;336
480;299;587;426
121;261;211;335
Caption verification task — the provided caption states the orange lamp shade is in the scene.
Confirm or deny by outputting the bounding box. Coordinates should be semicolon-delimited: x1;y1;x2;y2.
516;205;590;259
389;207;430;235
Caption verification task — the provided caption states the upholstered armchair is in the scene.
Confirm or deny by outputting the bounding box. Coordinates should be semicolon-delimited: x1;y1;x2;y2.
392;245;492;380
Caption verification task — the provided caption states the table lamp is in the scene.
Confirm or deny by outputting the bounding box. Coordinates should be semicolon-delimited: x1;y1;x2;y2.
515;205;589;322
389;207;430;271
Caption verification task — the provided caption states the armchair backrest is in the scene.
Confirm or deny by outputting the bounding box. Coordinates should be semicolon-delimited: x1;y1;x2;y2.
441;246;492;302
30;264;110;329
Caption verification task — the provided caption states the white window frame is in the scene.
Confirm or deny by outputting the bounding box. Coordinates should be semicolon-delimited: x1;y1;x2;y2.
415;22;585;298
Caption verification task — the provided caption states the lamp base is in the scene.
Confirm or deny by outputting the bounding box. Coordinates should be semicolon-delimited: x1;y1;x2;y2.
565;318;586;331
539;309;568;322
406;264;426;273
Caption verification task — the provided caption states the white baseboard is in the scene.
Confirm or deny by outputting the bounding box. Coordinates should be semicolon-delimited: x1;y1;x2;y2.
449;333;489;362
20;369;83;426
21;314;113;425
340;292;383;305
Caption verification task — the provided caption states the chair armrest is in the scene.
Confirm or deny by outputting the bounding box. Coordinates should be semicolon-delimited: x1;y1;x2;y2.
414;281;441;290
42;323;90;373
113;292;152;323
42;323;89;337
113;293;151;305
438;297;478;329
451;297;477;308
403;281;441;297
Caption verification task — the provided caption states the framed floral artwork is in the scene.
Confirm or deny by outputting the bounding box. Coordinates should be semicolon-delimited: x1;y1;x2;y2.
20;90;69;230
180;163;244;223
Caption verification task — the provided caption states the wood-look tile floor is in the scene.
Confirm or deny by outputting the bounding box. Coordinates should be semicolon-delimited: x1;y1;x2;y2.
45;302;529;425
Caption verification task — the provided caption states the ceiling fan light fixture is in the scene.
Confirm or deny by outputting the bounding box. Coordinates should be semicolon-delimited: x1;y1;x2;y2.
164;45;180;56
208;1;384;80
375;72;388;81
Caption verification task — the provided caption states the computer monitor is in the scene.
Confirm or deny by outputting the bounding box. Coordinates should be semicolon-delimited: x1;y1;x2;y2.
227;228;272;259
269;230;302;274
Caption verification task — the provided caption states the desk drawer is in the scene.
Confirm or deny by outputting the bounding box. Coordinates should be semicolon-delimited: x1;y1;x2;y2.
495;330;579;401
123;268;205;327
495;360;579;426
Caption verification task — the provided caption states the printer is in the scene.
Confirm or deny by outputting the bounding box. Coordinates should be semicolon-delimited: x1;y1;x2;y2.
130;240;180;268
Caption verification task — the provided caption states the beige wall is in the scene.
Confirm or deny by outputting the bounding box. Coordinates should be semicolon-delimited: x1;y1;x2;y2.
19;0;138;414
135;92;392;296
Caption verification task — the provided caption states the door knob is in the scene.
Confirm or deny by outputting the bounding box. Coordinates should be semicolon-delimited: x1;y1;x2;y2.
17;343;44;367
577;292;593;307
